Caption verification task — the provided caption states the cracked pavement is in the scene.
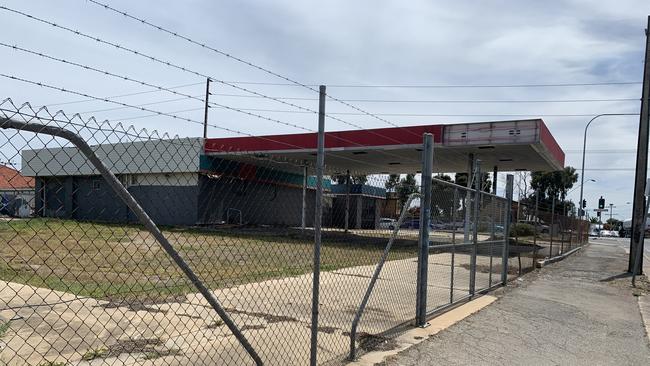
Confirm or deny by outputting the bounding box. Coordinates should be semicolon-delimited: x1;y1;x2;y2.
380;242;650;365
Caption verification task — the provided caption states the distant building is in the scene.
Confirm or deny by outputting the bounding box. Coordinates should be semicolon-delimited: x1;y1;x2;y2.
0;164;35;217
20;138;342;227
327;184;386;229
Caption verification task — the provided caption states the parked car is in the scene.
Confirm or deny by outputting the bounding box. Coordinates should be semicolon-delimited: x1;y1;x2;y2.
378;218;397;230
600;230;619;238
399;219;435;229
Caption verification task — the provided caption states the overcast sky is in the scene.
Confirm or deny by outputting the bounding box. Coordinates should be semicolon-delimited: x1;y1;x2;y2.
0;0;648;219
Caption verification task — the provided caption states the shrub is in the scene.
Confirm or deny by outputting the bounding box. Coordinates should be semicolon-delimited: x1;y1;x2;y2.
510;223;535;237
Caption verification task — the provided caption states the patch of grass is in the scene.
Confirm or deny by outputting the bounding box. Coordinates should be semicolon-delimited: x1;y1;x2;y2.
143;348;181;360
81;347;108;361
38;361;67;366
0;321;10;338
0;218;417;303
206;320;224;329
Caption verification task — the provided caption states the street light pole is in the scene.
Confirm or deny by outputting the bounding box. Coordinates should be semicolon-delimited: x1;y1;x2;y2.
579;114;638;220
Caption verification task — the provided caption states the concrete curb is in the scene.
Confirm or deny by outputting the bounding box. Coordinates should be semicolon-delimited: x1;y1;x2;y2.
347;295;497;366
536;245;584;268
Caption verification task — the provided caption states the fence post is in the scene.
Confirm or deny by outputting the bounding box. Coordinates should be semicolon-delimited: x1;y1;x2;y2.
415;133;434;327
349;193;421;360
463;153;474;242
0;119;264;365
450;187;458;303
501;175;514;285
550;196;555;257
309;85;326;366
533;189;539;268
302;164;308;231
488;195;494;287
345;169;350;233
469;160;481;296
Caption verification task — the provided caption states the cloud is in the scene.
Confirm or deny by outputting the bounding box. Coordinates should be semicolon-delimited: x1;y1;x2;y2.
0;0;648;217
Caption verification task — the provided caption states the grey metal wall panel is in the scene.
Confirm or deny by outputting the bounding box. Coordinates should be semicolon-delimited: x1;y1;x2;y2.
39;175;199;226
72;176;128;222
21;138;203;177
128;185;198;226
197;175;321;227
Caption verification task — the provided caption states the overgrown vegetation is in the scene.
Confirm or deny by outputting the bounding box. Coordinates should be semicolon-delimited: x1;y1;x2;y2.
0;321;10;338
510;223;536;237
81;347;108;361
0;218;416;303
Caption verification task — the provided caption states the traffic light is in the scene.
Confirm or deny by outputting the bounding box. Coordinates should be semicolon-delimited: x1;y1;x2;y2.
582;199;587;208
598;196;605;209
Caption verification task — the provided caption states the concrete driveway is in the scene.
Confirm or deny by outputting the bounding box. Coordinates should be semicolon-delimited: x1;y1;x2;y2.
0;249;506;366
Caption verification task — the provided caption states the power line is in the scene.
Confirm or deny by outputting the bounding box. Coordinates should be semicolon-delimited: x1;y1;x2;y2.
83;0;646;93
0;73;307;142
82;0;646;172
0;73;421;167
211;92;639;104
219;80;644;89
0;42;316;133
0;39;426;161
0;7;323;118
0;8;413;145
565;149;637;154
75;95;202;114
42;81;203;108
81;1;420;135
209;106;639;118
0;42;211;105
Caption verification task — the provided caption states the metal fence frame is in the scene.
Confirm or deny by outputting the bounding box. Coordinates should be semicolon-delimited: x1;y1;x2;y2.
0;118;263;365
0;99;590;365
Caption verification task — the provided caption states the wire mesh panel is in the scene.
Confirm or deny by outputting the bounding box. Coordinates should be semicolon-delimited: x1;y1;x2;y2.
0;100;329;365
318;171;421;363
424;177;510;315
508;196;589;277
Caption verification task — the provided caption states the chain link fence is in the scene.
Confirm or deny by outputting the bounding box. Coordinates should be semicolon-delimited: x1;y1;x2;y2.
0;100;587;365
511;196;589;276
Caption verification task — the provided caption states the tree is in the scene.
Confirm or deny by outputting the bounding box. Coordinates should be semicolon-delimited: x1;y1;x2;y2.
589;217;599;224
396;174;419;208
530;167;578;202
431;174;456;220
523;166;579;218
605;218;621;230
333;174;367;185
384;174;400;192
454;172;491;193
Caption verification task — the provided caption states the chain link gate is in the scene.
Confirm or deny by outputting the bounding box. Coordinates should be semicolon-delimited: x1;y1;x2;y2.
0;100;431;365
416;156;515;321
1;99;550;365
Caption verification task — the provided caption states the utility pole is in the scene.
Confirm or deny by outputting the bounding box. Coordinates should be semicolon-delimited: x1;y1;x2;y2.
609;203;616;222
629;16;650;274
203;77;211;139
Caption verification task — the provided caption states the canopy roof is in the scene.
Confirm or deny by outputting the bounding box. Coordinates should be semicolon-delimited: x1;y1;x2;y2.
204;119;564;174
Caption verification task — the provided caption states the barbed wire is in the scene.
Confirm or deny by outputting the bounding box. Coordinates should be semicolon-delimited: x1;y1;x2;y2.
44;81;203;108
1;75;424;170
80;0;422;133
0;73;308;144
0;8;427;150
3;3;566;173
0;42;432;164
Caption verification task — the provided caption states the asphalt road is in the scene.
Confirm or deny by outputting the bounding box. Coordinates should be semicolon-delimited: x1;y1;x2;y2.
590;236;650;273
380;241;650;366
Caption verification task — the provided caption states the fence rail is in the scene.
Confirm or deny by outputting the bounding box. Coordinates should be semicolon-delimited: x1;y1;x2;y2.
0;99;588;365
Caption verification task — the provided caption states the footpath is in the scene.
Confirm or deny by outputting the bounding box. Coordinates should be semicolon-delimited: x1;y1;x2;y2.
380;241;650;366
